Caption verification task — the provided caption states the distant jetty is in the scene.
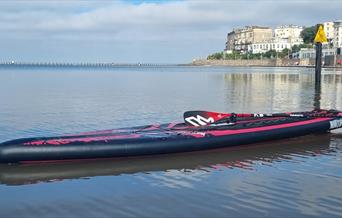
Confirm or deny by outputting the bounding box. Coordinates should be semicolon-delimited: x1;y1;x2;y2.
0;61;177;68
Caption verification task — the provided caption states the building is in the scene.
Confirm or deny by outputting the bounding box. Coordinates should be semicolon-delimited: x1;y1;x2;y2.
274;25;303;41
248;38;302;54
333;20;342;49
324;21;334;40
232;24;304;54
225;31;235;51
247;24;304;54
225;24;308;55
293;48;336;59
225;26;273;53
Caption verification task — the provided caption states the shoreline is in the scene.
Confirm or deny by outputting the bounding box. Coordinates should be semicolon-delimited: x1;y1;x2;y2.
0;61;341;70
190;59;342;69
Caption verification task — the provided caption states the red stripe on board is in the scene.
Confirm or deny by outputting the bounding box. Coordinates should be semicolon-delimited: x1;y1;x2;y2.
208;118;331;136
142;124;161;131
180;118;331;138
24;134;141;146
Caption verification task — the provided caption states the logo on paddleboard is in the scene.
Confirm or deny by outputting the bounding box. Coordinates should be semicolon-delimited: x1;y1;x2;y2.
330;119;342;129
185;115;214;126
253;114;264;117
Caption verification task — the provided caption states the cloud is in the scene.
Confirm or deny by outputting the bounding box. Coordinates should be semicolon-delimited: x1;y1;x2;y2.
0;0;341;62
0;1;231;40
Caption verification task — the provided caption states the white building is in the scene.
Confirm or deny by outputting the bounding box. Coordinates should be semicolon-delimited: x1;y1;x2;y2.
247;24;304;54
229;26;273;52
248;38;302;54
293;48;336;59
274;25;303;41
333;20;342;48
324;21;334;40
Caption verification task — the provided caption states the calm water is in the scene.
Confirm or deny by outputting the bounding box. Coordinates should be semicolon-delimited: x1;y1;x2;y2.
0;66;342;217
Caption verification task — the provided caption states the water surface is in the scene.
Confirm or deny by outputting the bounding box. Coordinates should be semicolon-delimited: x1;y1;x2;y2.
0;66;341;217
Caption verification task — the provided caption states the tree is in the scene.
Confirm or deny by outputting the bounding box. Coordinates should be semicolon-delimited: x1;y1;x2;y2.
291;44;313;54
223;50;242;60
264;50;277;59
278;48;290;58
291;45;301;53
207;52;223;60
300;26;316;44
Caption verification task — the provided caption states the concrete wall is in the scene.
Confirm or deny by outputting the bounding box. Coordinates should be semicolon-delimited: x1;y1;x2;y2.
192;58;309;67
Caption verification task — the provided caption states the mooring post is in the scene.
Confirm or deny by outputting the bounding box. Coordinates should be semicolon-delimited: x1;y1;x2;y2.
315;41;322;86
313;24;328;109
314;81;321;110
314;24;327;86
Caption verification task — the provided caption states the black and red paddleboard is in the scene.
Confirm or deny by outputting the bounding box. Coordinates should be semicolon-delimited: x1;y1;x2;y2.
1;109;341;163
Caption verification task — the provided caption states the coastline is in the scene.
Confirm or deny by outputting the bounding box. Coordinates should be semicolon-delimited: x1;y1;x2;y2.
191;58;342;69
0;61;341;70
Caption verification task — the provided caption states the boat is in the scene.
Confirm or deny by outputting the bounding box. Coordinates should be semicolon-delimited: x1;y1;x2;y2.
0;109;341;164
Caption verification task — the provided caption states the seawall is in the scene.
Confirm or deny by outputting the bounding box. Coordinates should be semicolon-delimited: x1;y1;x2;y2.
191;58;313;67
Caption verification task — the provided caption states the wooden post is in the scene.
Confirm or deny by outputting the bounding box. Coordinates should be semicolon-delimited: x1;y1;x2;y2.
315;42;322;86
313;24;327;110
314;79;321;110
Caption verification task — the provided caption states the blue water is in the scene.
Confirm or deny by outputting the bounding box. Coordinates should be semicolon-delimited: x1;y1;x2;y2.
0;66;341;217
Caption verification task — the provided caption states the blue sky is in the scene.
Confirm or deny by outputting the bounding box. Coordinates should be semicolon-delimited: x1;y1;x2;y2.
0;0;341;64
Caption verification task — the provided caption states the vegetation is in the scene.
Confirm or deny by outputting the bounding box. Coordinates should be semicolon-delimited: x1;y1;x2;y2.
207;24;322;61
263;50;277;59
291;44;313;53
208;47;300;61
207;42;317;61
207;52;224;60
300;26;316;44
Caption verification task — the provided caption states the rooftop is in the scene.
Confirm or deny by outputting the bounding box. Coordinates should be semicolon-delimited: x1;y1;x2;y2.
275;25;303;29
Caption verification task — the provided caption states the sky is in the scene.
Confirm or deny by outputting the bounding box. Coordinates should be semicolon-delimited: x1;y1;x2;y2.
0;0;341;64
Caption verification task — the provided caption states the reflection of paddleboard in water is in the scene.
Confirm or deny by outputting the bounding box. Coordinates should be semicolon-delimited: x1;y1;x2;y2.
0;109;341;163
0;134;335;186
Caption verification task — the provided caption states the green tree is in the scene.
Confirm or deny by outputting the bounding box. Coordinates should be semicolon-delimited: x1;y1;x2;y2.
278;48;290;58
264;50;277;59
291;45;301;53
207;52;223;60
291;44;313;54
222;50;242;60
300;26;316;44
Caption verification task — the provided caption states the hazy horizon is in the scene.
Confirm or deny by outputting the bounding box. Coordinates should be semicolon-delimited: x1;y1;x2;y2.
0;0;341;64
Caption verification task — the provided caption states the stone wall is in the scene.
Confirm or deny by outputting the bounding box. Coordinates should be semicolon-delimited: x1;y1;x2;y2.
192;58;309;67
192;59;275;66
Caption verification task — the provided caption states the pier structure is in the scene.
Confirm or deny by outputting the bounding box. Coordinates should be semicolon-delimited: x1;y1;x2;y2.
0;61;175;68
